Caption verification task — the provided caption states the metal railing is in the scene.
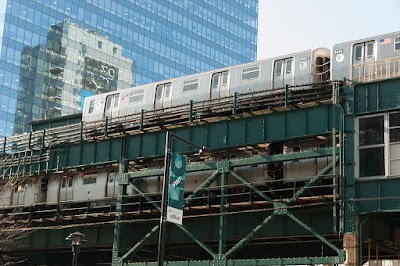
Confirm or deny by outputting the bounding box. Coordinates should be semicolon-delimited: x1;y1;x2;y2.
352;56;400;83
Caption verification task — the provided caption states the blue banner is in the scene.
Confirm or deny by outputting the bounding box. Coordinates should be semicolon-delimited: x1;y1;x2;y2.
166;152;186;225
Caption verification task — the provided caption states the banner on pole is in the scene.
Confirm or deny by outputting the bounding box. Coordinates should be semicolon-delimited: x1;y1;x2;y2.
166;152;186;225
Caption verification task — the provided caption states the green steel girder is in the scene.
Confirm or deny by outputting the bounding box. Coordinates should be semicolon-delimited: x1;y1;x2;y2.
123;256;345;266
355;178;400;213
126;147;336;179
45;105;337;170
351;77;400;115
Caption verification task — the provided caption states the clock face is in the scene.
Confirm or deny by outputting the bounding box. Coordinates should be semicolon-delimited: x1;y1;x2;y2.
84;57;119;93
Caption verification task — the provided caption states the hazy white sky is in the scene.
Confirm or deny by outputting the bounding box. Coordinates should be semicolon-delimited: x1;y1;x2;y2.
257;0;400;60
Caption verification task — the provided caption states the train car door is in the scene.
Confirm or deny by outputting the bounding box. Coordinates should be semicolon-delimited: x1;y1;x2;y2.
273;58;294;89
104;93;120;119
352;41;375;78
210;71;229;98
59;175;73;202
154;83;172;110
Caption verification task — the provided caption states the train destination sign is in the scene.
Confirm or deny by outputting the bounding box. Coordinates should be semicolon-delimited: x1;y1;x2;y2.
167;152;186;225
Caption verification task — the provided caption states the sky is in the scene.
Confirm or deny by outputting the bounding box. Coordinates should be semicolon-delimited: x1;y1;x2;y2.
257;0;400;60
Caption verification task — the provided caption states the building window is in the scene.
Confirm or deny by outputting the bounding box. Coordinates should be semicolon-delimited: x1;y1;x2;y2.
98;41;102;49
357;112;400;178
241;65;259;81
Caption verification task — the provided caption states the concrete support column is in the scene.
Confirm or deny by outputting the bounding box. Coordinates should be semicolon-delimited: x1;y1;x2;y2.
344;233;358;266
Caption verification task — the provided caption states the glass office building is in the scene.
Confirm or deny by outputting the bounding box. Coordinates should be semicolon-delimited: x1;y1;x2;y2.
0;0;258;136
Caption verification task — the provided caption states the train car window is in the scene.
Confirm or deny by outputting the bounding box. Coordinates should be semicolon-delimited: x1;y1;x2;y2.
183;79;199;92
164;83;171;97
129;89;144;103
241;66;259;80
61;177;67;187
274;61;283;76
113;94;119;107
105;96;112;111
83;176;97;185
366;43;374;58
286;59;293;74
212;74;219;90
395;37;400;52
88;99;95;113
156;84;163;99
355;46;363;60
222;71;228;86
68;176;73;187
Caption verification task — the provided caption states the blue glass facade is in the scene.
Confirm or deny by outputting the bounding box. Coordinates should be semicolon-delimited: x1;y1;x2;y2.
0;0;258;136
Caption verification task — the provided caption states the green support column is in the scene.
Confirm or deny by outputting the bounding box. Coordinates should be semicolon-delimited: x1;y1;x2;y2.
112;160;128;266
343;83;357;234
217;171;227;264
214;161;229;265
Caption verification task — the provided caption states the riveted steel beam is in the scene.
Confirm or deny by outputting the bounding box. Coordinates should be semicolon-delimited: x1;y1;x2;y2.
125;148;336;179
123;256;344;266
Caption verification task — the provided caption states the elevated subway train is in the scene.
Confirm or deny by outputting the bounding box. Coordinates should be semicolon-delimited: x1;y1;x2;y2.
0;139;332;209
82;31;400;123
1;31;400;210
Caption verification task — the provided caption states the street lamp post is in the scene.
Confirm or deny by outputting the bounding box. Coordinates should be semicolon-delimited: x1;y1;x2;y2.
66;231;86;266
157;131;206;266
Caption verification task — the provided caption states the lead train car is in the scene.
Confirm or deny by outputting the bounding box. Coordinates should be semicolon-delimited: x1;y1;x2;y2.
82;48;330;122
331;31;400;82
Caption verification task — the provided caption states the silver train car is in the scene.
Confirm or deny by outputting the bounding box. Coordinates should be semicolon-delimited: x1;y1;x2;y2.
82;48;330;122
0;140;332;209
331;31;400;82
82;31;400;123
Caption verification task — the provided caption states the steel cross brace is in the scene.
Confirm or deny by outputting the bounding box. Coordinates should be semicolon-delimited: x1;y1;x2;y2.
222;157;343;260
118;181;216;264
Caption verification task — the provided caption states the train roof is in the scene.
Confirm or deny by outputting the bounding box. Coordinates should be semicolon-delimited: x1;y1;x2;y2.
332;31;400;47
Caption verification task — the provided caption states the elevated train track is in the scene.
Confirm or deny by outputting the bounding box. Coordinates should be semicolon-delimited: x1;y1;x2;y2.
0;81;342;223
0;81;346;266
0;81;339;177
